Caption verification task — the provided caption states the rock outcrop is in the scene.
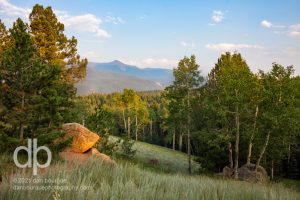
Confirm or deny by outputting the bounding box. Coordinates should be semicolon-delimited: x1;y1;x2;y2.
223;164;268;183
59;148;115;165
60;123;115;165
62;123;100;153
238;164;268;183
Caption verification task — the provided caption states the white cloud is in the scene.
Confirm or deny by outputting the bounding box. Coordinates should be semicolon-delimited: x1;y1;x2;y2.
290;23;300;31
261;20;272;28
0;0;30;18
288;31;300;37
180;41;196;47
212;10;224;23
0;0;111;38
57;13;111;38
83;51;99;59
180;41;187;46
285;23;300;37
143;58;178;67
205;43;264;51
126;58;178;69
261;21;299;38
104;16;125;24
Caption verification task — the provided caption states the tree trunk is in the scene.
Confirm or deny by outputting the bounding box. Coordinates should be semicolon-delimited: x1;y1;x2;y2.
288;144;291;166
247;105;259;165
48;120;52;128
127;116;131;137
188;130;191;174
271;160;274;180
233;105;240;179
187;90;192;174
172;130;176;150
179;133;183;152
228;143;233;168
255;131;270;171
135;129;138;141
122;108;127;132
19;92;25;141
135;114;138;141
150;120;153;140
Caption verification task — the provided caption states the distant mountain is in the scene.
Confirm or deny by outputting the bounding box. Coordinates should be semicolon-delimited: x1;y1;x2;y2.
89;60;173;86
76;67;164;95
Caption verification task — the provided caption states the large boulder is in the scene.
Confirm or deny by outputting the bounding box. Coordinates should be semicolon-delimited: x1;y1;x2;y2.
223;166;234;178
238;164;268;183
88;148;116;165
59;148;116;165
223;164;268;183
62;123;100;153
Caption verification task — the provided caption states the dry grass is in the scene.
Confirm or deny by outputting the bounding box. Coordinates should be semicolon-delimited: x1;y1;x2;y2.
1;158;299;200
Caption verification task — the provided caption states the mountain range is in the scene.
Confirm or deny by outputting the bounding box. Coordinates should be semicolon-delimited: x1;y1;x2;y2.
76;60;173;95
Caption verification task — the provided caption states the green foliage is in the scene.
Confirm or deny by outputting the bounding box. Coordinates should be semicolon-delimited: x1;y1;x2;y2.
87;102;116;134
29;4;87;83
194;130;229;171
119;136;137;158
96;133;119;156
0;17;76;151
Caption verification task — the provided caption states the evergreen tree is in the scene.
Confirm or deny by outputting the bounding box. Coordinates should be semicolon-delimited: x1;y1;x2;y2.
0;18;74;150
29;4;87;84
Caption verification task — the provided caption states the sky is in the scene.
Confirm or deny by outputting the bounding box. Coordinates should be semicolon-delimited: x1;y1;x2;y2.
0;0;300;75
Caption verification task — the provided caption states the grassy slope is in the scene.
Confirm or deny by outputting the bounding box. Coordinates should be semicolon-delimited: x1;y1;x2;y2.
115;136;201;174
1;159;299;200
1;140;299;200
281;179;300;192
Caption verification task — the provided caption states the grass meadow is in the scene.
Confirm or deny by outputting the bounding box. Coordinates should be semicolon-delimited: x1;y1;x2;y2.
1;157;299;200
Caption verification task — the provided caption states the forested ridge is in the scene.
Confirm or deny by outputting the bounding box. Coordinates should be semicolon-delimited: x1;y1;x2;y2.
0;4;299;182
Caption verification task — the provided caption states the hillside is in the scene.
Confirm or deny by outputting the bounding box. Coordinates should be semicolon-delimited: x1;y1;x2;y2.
89;60;173;86
110;136;200;174
76;67;164;95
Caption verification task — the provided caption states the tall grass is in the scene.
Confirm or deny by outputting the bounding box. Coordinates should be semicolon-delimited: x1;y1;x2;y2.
1;158;299;200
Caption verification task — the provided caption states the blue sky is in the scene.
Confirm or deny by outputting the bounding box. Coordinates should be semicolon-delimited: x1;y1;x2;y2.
0;0;300;75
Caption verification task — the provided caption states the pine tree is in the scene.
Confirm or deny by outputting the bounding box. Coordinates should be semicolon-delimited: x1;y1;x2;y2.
0;18;74;151
29;4;87;84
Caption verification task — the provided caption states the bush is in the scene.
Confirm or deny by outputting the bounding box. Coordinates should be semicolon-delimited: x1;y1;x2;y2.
119;136;136;158
96;133;119;156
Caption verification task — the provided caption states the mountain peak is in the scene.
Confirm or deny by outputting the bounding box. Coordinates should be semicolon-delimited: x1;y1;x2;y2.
111;60;125;65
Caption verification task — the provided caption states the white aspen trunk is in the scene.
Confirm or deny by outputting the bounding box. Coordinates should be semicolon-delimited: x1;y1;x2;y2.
255;131;270;171
187;90;192;174
179;133;183;152
234;105;240;179
247;105;259;165
127;116;131;137
229;143;233;168
172;130;176;150
271;160;274;180
122;108;126;131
